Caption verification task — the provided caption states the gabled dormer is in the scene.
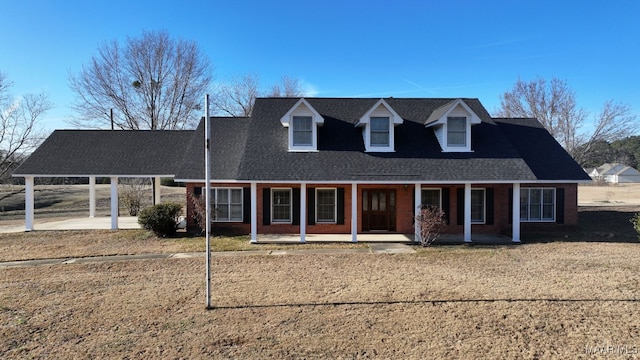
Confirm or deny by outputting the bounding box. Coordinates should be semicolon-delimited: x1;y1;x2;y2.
280;98;324;152
355;99;403;152
425;99;481;152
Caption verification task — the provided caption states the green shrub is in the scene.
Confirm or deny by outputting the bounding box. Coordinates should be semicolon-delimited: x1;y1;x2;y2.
630;213;640;240
138;202;183;237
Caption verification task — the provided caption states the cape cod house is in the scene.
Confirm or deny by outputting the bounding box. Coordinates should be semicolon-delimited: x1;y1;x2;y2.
13;97;591;242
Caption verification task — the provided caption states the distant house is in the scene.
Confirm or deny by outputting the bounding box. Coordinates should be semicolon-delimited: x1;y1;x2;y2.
13;97;591;242
590;163;640;183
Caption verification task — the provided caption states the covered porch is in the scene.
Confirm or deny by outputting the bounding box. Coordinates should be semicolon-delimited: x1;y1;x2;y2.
243;182;524;244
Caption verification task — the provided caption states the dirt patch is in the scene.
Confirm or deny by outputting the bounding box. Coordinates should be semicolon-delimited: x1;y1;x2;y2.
1;243;639;358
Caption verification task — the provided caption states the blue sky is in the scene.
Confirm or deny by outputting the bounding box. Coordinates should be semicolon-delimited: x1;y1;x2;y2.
1;0;639;133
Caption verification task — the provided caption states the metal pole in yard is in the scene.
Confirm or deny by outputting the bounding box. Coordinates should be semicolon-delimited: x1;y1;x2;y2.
205;94;212;309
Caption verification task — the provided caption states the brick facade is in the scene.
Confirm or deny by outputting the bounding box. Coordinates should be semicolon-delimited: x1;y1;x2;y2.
185;182;579;236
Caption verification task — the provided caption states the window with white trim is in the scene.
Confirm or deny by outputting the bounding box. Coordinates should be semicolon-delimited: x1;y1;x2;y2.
370;117;390;147
421;188;441;208
271;189;292;223
292;116;313;146
471;188;485;223
212;188;243;222
520;188;555;222
447;117;467;147
316;188;336;223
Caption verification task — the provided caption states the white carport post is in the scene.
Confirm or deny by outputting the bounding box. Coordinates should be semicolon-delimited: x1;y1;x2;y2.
154;177;162;204
110;177;119;230
464;183;472;242
351;182;358;242
414;183;421;243
25;176;34;231
300;183;306;243
512;183;521;243
250;182;258;243
89;176;96;218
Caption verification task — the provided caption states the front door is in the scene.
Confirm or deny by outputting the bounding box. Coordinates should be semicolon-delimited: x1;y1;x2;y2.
362;189;396;231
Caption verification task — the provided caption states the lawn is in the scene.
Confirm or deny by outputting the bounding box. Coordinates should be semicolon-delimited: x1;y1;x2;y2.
1;241;639;359
1;184;640;358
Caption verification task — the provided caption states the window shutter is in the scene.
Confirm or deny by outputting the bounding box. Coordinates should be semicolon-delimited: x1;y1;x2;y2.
486;188;494;225
456;188;464;225
193;186;202;196
243;187;251;224
337;188;345;225
442;188;450;225
411;189;422;225
508;188;513;225
263;188;270;225
292;188;301;225
556;187;565;224
307;188;315;225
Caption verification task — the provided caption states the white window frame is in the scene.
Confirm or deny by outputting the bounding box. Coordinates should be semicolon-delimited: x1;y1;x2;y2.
421;188;442;209
271;188;292;224
356;99;402;153
292;116;313;147
212;187;243;222
281;99;323;152
520;188;556;222
471;188;485;224
447;116;467;148
316;188;337;224
369;117;390;147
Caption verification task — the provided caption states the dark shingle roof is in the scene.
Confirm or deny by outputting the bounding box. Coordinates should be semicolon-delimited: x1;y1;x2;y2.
175;117;250;181
493;118;591;181
13;130;194;176
175;97;585;182
15;98;590;183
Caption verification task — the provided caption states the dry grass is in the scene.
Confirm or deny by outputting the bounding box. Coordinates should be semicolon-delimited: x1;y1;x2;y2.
0;231;367;262
0;184;639;358
1;243;639;359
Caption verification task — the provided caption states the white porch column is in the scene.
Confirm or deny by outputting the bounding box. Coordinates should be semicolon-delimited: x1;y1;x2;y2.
154;177;162;204
300;183;306;243
25;176;34;232
512;183;521;243
250;182;258;243
89;176;96;218
464;183;472;242
414;183;421;243
351;182;358;242
110;177;119;230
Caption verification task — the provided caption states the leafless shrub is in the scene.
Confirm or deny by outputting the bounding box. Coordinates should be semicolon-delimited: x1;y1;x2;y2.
415;205;446;247
119;178;149;216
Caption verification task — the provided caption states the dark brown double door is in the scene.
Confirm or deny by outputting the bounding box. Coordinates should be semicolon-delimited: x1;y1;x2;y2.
362;189;396;231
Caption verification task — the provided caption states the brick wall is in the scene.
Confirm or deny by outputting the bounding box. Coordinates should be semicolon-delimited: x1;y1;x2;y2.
184;182;580;236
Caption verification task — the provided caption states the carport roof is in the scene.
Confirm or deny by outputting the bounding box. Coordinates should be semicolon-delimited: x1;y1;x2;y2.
13;130;194;177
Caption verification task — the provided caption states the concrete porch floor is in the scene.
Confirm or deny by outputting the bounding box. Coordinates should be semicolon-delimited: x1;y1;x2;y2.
0;218;517;245
255;233;516;245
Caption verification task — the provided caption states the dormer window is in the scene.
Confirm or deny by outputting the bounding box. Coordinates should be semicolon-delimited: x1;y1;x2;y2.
356;99;403;152
370;117;390;147
292;116;313;146
425;99;480;152
447;117;467;147
280;98;324;152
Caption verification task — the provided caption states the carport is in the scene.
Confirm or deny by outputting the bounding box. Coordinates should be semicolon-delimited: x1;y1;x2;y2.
12;130;194;231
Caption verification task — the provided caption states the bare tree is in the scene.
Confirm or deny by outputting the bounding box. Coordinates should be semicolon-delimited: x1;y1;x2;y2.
68;30;212;130
268;75;304;97
496;77;637;164
212;73;304;117
0;71;53;181
211;73;260;117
